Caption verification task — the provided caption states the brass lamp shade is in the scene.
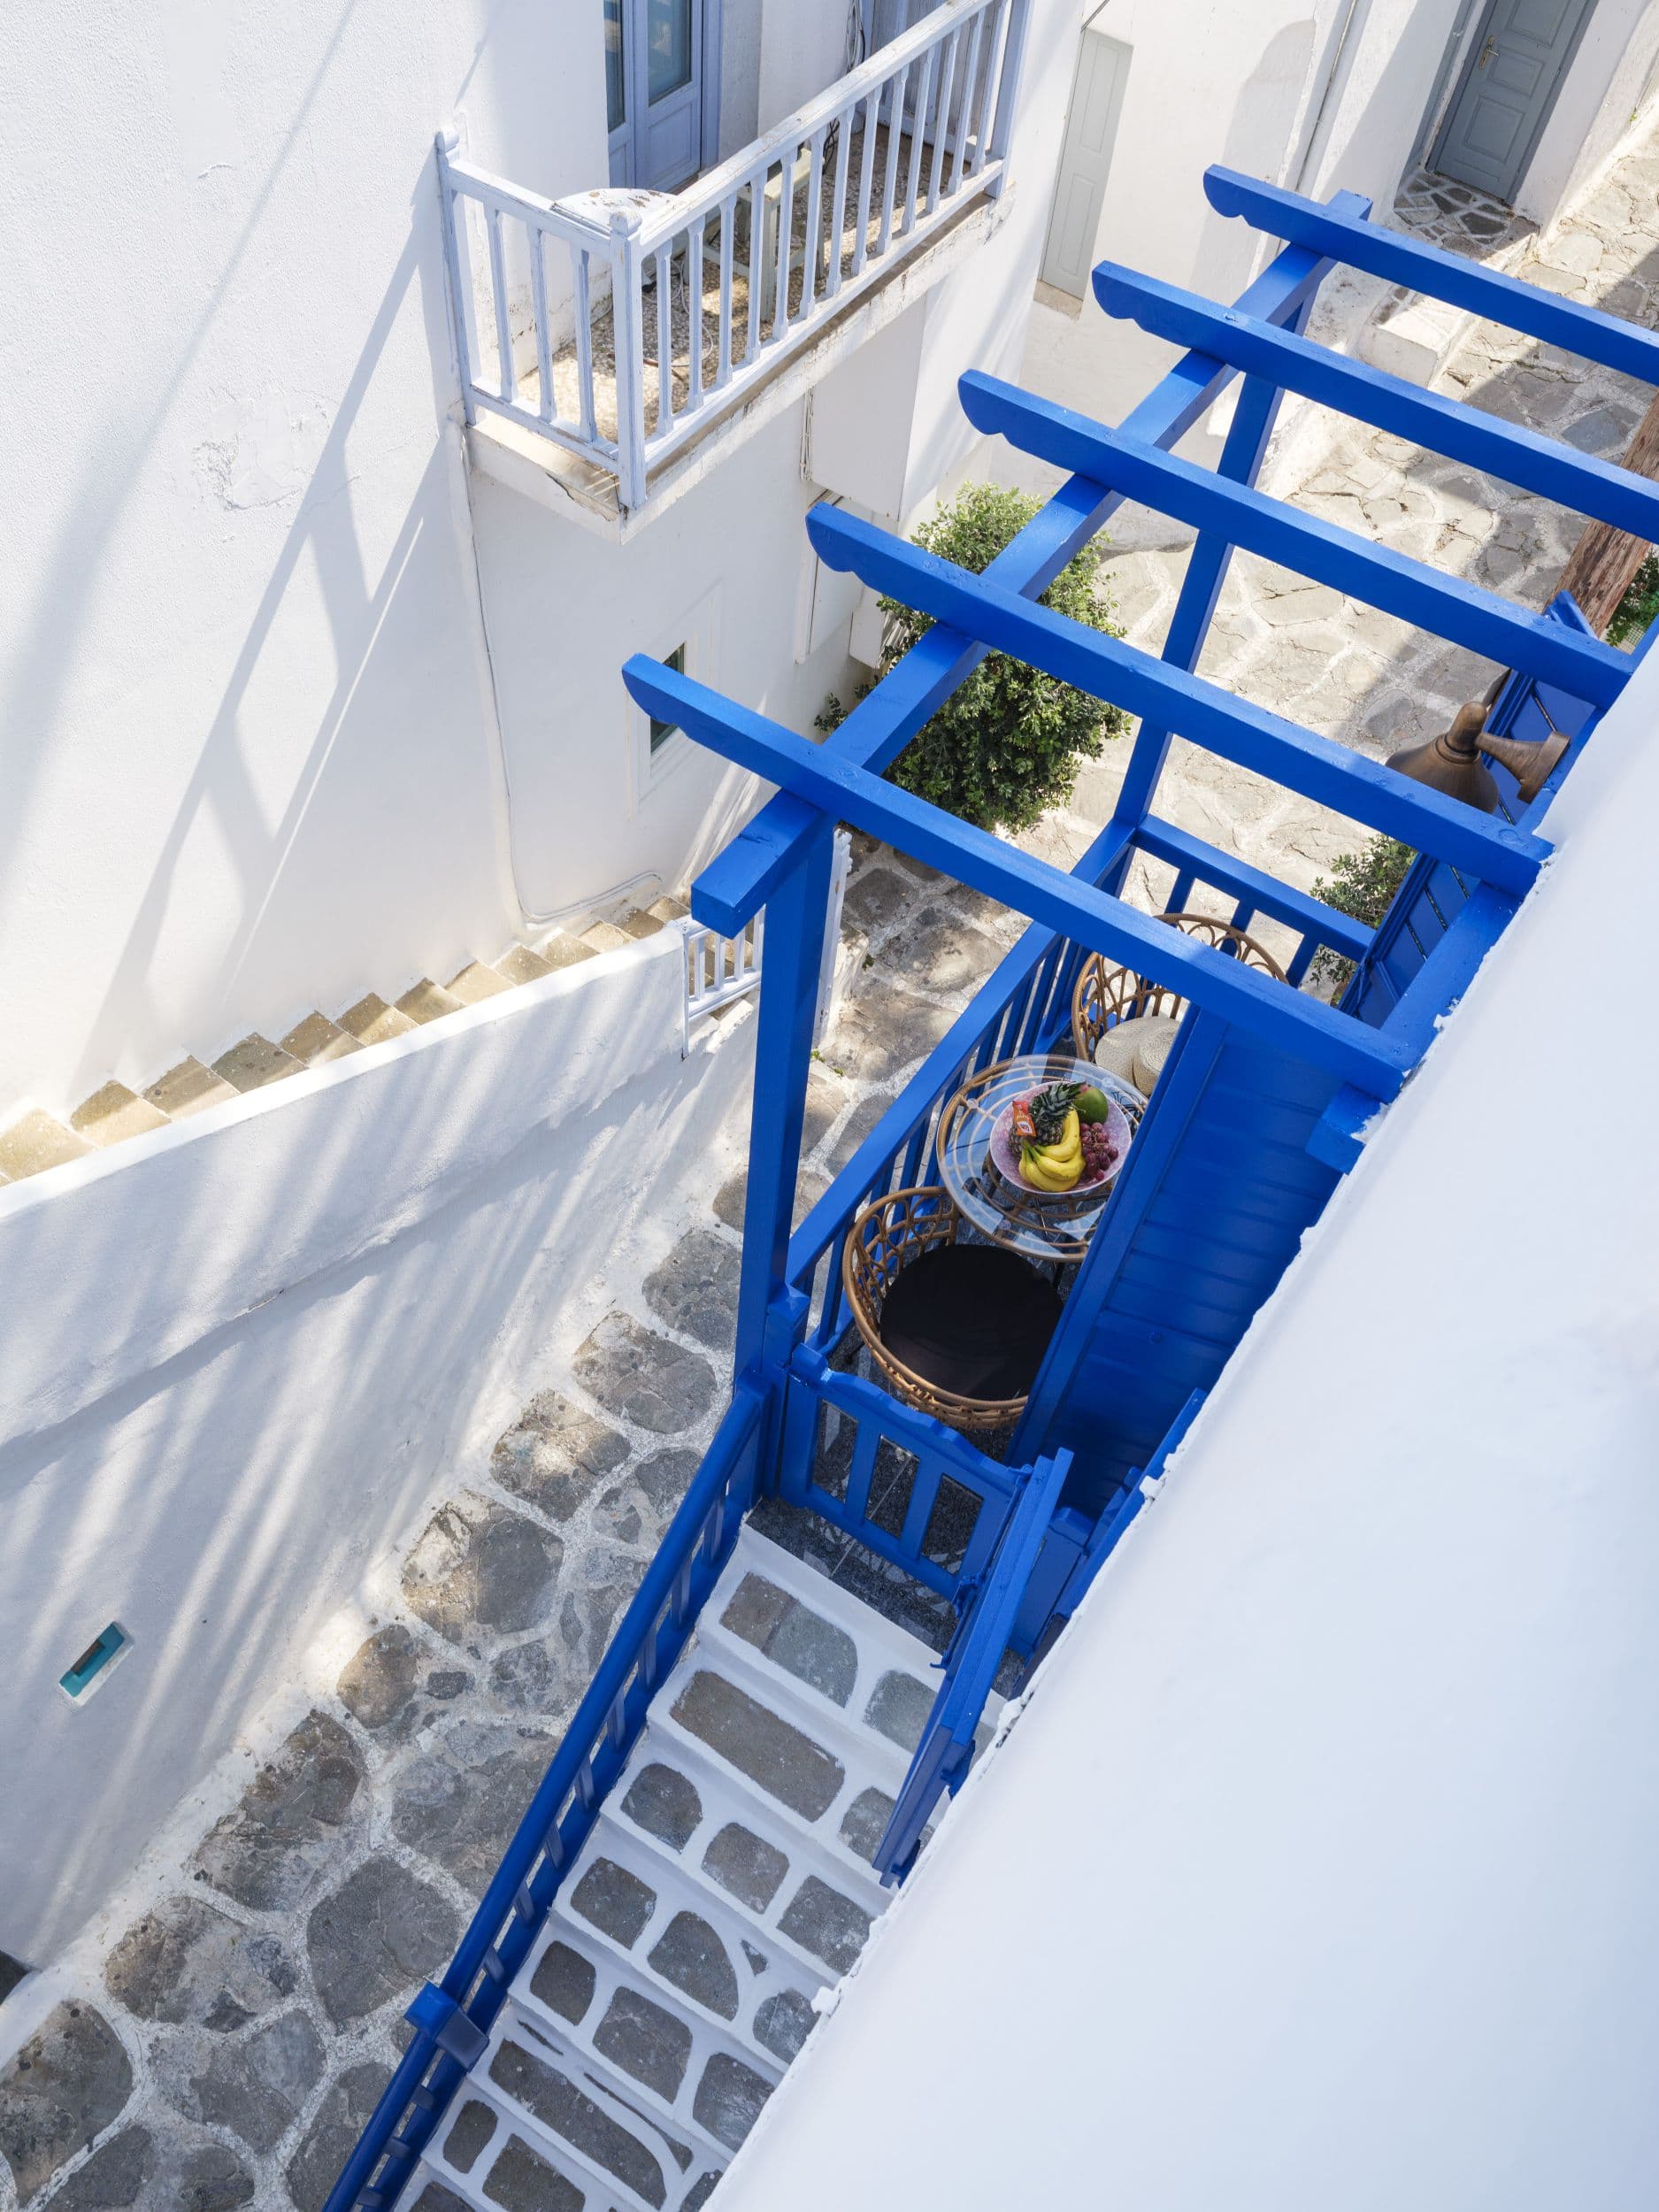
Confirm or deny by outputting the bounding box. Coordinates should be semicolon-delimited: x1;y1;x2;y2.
1386;694;1570;812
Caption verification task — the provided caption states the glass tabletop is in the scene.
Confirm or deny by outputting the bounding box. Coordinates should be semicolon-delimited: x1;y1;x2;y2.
936;1052;1143;1263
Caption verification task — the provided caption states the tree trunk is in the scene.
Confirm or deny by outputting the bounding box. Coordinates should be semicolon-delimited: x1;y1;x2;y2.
1556;388;1659;634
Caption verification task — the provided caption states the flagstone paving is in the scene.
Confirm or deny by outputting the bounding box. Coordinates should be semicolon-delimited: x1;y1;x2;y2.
1048;115;1659;943
6;111;1659;2212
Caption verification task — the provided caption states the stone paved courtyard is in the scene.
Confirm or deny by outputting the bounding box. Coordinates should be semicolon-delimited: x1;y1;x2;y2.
0;833;1021;2212
7;111;1659;2212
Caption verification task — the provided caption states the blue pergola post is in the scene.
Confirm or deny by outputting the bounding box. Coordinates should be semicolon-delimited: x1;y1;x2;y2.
727;826;834;1486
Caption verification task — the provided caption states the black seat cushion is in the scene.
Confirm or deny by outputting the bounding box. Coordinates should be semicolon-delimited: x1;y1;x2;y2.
878;1242;1062;1404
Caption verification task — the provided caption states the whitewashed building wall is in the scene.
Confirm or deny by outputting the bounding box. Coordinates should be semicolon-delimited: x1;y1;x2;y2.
0;0;1071;1122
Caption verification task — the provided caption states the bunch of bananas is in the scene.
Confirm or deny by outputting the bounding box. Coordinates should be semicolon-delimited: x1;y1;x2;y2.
1021;1108;1082;1191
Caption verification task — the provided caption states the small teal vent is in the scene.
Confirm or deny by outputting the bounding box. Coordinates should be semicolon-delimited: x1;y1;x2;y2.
59;1623;130;1701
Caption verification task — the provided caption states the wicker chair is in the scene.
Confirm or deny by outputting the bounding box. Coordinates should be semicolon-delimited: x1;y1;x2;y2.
1071;910;1288;1071
841;1187;1060;1435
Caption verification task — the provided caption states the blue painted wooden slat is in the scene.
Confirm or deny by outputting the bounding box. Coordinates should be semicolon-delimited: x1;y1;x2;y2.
693;235;1343;932
1424;861;1469;928
1203;165;1659;388
958;375;1628;708
804;506;1548;895
1104;320;1315;840
1014;1012;1343;1507
1134;818;1372;959
1377;925;1428;996
625;657;1417;1094
1094;263;1659;541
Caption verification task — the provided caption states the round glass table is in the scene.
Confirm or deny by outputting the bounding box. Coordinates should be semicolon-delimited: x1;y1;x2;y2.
935;1052;1143;1263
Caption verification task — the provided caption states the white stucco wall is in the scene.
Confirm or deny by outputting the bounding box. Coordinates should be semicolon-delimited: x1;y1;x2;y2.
0;0;619;1123
471;406;830;922
1514;0;1659;221
0;932;755;1963
1007;0;1373;497
1;0;1067;1124
711;632;1659;2212
902;0;1086;516
998;0;1659;526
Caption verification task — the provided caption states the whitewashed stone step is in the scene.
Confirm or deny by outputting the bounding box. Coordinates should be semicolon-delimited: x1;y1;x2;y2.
69;1080;169;1147
614;1710;895;1907
422;2025;722;2212
0;1107;89;1181
419;1528;940;2211
525;1816;829;2072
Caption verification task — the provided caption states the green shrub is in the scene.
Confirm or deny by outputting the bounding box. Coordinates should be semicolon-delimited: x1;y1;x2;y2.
1608;549;1659;649
817;481;1129;833
1309;833;1416;995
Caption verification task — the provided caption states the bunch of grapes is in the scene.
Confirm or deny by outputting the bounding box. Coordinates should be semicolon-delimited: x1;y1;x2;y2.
1080;1120;1118;1181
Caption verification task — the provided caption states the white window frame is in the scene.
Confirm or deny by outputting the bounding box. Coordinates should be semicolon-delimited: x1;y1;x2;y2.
626;585;721;812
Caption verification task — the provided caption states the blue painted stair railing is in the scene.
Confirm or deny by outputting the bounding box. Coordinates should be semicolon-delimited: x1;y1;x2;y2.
872;1444;1074;1881
325;1363;1081;2212
322;1383;770;2212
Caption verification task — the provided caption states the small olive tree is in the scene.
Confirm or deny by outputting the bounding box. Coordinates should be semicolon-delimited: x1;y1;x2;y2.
818;481;1129;833
1309;834;1416;995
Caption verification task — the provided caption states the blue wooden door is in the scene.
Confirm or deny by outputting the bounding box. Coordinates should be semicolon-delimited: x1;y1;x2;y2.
606;0;705;190
1431;0;1596;203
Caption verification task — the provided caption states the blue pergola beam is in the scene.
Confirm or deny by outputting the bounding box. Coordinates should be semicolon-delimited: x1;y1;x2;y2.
958;373;1628;709
1133;818;1372;960
624;656;1414;1096
805;505;1547;895
1094;265;1659;541
1205;165;1659;389
692;231;1354;934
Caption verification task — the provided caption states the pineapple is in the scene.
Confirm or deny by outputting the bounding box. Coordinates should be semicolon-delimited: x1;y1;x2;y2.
1028;1080;1084;1146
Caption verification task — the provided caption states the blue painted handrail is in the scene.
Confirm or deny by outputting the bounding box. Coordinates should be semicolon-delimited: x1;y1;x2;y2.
324;1381;767;2212
873;1446;1075;1880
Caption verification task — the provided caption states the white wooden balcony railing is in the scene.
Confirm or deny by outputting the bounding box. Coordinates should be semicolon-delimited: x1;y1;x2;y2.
438;0;1029;511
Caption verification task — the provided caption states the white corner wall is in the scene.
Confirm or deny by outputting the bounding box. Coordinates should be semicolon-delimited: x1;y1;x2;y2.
0;933;753;1963
711;644;1659;2212
469;404;836;919
1009;0;1379;487
0;0;613;1121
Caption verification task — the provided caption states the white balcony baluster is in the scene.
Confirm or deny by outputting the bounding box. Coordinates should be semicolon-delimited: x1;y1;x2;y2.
436;0;1028;513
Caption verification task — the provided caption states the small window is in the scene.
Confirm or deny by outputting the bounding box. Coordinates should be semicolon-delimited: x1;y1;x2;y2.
649;642;687;754
627;588;718;812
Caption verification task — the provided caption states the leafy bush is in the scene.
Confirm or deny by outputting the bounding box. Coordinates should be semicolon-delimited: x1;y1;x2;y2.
1608;549;1659;649
1309;833;1416;995
817;481;1128;833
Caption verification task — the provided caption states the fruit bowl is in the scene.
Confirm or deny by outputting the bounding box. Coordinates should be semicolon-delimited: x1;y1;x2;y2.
987;1090;1132;1199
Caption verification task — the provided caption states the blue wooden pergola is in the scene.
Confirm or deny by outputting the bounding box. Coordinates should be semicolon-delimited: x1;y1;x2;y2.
621;162;1647;1502
326;165;1655;2212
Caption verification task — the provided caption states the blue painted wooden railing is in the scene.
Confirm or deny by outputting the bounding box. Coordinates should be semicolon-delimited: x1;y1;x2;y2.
326;1351;1079;2210
871;1441;1073;1878
321;1380;770;2211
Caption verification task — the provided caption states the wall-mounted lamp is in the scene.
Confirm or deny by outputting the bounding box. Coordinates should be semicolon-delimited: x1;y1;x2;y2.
1386;693;1569;813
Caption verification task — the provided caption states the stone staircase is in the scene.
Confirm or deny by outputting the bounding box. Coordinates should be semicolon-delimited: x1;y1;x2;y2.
409;1526;971;2212
0;902;687;1187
